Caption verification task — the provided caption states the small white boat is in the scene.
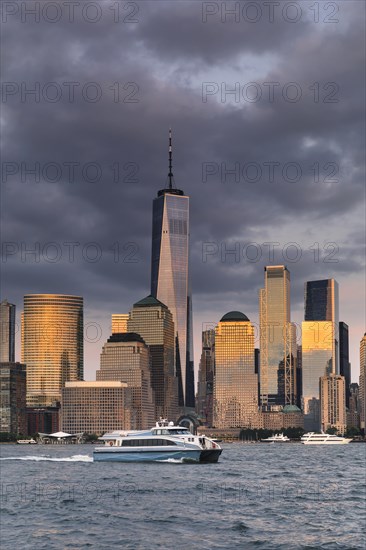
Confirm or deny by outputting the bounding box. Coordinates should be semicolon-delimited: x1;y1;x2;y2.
261;433;290;443
301;432;352;445
17;438;37;445
93;419;222;463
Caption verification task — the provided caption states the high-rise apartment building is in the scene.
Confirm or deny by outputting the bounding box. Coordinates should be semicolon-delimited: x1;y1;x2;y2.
96;333;155;429
339;322;350;407
127;295;179;420
196;329;215;426
213;312;259;429
259;266;295;407
302;279;339;431
22;294;83;407
359;333;366;431
320;374;346;434
150;130;194;408
0;300;16;363
61;381;132;434
0;362;27;434
111;314;128;334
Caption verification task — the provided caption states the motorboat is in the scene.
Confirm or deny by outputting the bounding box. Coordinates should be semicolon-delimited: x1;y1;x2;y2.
93;419;222;463
261;433;290;443
17;438;37;444
301;432;352;445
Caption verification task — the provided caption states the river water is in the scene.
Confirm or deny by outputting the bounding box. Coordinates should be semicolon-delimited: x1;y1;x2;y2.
1;442;365;549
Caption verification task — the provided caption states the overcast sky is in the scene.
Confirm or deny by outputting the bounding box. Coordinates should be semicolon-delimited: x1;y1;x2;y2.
1;0;365;382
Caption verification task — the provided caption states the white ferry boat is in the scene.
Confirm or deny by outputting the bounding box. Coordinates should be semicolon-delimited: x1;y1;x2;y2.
261;433;290;443
301;432;352;445
17;438;37;445
93;419;222;463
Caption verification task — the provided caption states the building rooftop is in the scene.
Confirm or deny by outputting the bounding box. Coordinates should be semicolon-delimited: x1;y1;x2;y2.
133;295;167;309
220;311;250;322
107;332;146;344
282;405;302;413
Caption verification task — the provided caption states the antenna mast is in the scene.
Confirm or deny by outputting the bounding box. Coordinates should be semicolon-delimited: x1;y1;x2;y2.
168;128;173;189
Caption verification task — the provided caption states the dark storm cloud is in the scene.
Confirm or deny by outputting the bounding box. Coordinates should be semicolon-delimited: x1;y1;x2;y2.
1;0;365;374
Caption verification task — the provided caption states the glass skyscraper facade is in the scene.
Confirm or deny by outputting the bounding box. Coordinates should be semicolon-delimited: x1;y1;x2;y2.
213;312;258;429
23;294;83;407
0;300;16;363
150;143;194;408
339;322;350;407
196;329;215;426
302;279;339;430
259;266;296;407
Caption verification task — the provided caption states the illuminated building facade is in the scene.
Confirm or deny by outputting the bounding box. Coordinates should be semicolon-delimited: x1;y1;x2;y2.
320;374;346;434
259;266;296;407
23;294;83;407
0;300;16;362
213;312;258;429
96;332;155;429
61;381;132;435
127;295;179;420
150;130;194;408
111;314;128;334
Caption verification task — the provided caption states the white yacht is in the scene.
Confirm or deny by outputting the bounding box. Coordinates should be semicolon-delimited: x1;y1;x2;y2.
93;419;222;463
301;432;352;445
17;438;37;445
261;433;290;443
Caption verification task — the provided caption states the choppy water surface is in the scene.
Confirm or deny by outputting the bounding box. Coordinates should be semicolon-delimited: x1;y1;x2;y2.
1;443;365;549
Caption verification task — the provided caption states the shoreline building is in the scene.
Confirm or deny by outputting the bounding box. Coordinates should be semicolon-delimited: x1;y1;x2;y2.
150;130;194;409
127;295;179;420
61;381;132;435
96;332;155;429
0;362;27;434
259;266;296;408
359;333;366;432
339;322;350;407
0;300;16;363
213;312;259;429
196;329;215;426
302;279;339;431
22;294;83;407
320;374;346;434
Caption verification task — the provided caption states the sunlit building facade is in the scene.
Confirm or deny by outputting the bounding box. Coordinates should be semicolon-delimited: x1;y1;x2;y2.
111;314;128;334
23;294;83;407
150;132;194;408
259;266;296;407
196;329;215;426
359;333;366;431
61;381;132;435
320;374;346;434
213;312;259;429
96;332;155;429
0;300;16;363
127;295;179;420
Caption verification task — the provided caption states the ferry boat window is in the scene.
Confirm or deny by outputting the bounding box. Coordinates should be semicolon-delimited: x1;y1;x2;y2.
121;439;177;447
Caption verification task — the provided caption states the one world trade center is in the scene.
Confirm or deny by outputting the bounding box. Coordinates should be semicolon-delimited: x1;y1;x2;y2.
150;130;194;409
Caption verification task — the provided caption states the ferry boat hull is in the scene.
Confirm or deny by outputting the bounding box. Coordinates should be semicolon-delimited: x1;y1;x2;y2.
93;448;202;463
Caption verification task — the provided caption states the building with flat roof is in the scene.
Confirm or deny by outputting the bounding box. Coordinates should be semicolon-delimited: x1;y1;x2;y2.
111;314;128;334
0;300;16;363
0;362;27;434
61;381;132;435
320;374;346;434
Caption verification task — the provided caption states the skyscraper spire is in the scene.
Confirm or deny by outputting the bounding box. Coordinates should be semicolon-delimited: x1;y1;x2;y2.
168;128;173;189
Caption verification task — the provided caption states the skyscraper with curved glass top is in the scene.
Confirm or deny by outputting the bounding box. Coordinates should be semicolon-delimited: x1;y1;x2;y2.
150;130;194;408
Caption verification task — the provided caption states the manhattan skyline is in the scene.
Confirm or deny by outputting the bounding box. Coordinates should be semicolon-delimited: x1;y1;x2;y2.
1;2;364;382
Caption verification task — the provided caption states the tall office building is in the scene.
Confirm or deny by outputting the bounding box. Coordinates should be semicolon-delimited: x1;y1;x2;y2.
320;374;346;434
196;329;215;426
0;362;27;434
127;295;179;420
111;314;128;334
213;312;259;429
150;130;194;408
23;294;83;407
359;333;366;431
302;279;339;430
0;300;16;362
339;322;350;407
96;333;155;429
259;266;295;407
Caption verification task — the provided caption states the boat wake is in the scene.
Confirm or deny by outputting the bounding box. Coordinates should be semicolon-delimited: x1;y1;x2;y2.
0;454;93;462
